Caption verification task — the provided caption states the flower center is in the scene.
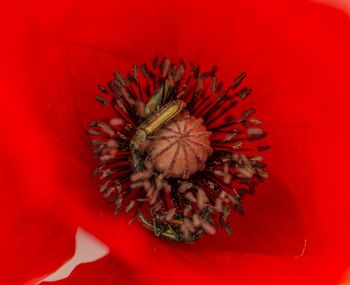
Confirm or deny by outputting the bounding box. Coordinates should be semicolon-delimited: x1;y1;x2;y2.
148;112;213;179
89;56;269;242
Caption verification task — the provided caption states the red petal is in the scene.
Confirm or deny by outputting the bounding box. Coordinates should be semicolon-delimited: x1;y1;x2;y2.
0;158;76;284
0;21;76;284
2;0;350;284
41;255;137;285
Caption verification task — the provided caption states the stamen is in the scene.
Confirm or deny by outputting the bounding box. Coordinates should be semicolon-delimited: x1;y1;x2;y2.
89;57;269;242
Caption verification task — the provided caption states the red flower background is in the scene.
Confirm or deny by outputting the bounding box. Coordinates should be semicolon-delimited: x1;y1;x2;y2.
1;0;350;284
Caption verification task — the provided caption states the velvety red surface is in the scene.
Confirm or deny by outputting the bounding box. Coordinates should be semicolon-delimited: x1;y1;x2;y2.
1;0;350;284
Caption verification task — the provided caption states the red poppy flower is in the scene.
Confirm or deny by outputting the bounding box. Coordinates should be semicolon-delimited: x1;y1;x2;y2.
1;0;350;284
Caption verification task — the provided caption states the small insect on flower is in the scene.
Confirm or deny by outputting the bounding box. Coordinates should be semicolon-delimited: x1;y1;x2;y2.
88;57;269;242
